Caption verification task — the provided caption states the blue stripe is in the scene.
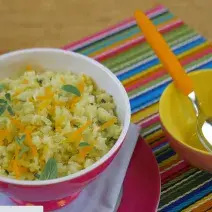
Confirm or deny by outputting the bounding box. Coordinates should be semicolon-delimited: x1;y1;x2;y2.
153;142;169;152
129;60;212;113
152;13;174;25
130;81;169;110
160;180;212;212
118;37;206;81
156;149;176;163
194;61;212;70
77;10;170;55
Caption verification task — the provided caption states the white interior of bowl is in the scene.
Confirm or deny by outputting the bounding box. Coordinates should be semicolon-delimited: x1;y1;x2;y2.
0;48;131;185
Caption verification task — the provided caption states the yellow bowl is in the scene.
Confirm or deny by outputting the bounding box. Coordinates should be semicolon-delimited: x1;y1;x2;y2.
159;70;212;172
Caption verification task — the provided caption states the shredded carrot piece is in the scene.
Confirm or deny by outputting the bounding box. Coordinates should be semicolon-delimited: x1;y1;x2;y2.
55;100;66;107
0;130;9;144
45;87;53;96
15;145;20;159
11;119;25;131
36;87;54;100
100;118;117;131
75;120;92;134
66;121;92;142
12;160;20;179
78;146;92;159
25;129;38;156
19;166;28;173
69;96;82;110
36;96;49;101
78;80;84;93
26;65;32;71
23;79;29;84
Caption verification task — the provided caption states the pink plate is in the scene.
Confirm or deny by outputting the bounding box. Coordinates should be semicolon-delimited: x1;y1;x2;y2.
118;136;161;212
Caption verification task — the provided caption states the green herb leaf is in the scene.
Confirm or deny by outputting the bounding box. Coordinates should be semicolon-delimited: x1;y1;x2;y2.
39;158;58;180
0;99;7;104
79;142;90;147
7;106;15;116
0;105;6;116
0;84;4;91
15;134;26;145
61;85;81;97
36;79;43;86
5;93;11;101
18;145;29;159
34;173;40;179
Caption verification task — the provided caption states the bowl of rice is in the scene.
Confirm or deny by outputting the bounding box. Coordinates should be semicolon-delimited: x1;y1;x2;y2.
0;48;130;211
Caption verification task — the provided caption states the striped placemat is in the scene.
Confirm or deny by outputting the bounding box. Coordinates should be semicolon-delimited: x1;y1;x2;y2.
63;5;212;212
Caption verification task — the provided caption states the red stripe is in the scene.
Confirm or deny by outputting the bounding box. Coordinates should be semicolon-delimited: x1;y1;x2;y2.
140;115;160;128
95;20;183;62
63;5;166;50
151;137;167;149
125;46;212;92
161;161;190;184
126;70;166;92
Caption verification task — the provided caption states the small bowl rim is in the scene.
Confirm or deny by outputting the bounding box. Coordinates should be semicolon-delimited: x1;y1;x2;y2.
159;69;212;157
0;48;131;186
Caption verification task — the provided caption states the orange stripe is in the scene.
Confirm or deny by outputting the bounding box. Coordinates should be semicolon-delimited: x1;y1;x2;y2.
124;45;210;88
192;198;212;212
144;129;164;144
89;17;180;57
131;103;159;123
124;44;211;89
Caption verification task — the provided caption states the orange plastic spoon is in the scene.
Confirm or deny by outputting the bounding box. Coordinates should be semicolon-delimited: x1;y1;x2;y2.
134;10;212;152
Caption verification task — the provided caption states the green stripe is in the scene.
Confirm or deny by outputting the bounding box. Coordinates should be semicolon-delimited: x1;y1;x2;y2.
109;29;197;74
161;168;199;191
128;74;169;97
156;146;175;159
127;54;212;97
77;11;172;55
103;27;197;73
141;122;161;135
154;144;171;156
159;172;212;206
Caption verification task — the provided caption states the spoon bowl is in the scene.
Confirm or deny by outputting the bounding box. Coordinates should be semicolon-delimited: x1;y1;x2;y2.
134;10;212;153
159;70;212;172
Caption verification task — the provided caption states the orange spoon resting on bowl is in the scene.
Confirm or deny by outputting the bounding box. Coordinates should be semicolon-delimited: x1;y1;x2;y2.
134;10;212;152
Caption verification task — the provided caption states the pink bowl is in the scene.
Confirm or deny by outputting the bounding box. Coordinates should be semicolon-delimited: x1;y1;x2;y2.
0;48;131;211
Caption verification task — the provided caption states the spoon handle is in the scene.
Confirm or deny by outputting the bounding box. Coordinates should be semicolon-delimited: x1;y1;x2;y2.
134;10;193;95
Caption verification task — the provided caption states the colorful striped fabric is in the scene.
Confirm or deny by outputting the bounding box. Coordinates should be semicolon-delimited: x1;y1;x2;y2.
63;5;212;212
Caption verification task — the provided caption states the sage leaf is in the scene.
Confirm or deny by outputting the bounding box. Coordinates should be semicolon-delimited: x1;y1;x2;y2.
7;106;15;116
0;99;7;104
0;84;4;91
0;105;6;116
34;173;40;179
79;142;90;147
61;84;81;97
39;158;58;180
5;93;11;101
15;134;26;145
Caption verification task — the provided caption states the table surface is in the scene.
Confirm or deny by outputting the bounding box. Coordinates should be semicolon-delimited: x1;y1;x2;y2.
0;0;211;50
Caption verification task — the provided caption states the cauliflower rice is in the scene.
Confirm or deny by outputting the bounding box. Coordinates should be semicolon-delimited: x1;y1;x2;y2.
0;68;122;180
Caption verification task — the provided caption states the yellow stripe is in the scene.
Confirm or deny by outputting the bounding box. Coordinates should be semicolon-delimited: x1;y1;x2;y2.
159;154;179;168
89;18;180;57
131;103;159;123
144;129;164;144
122;41;210;86
182;193;212;212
